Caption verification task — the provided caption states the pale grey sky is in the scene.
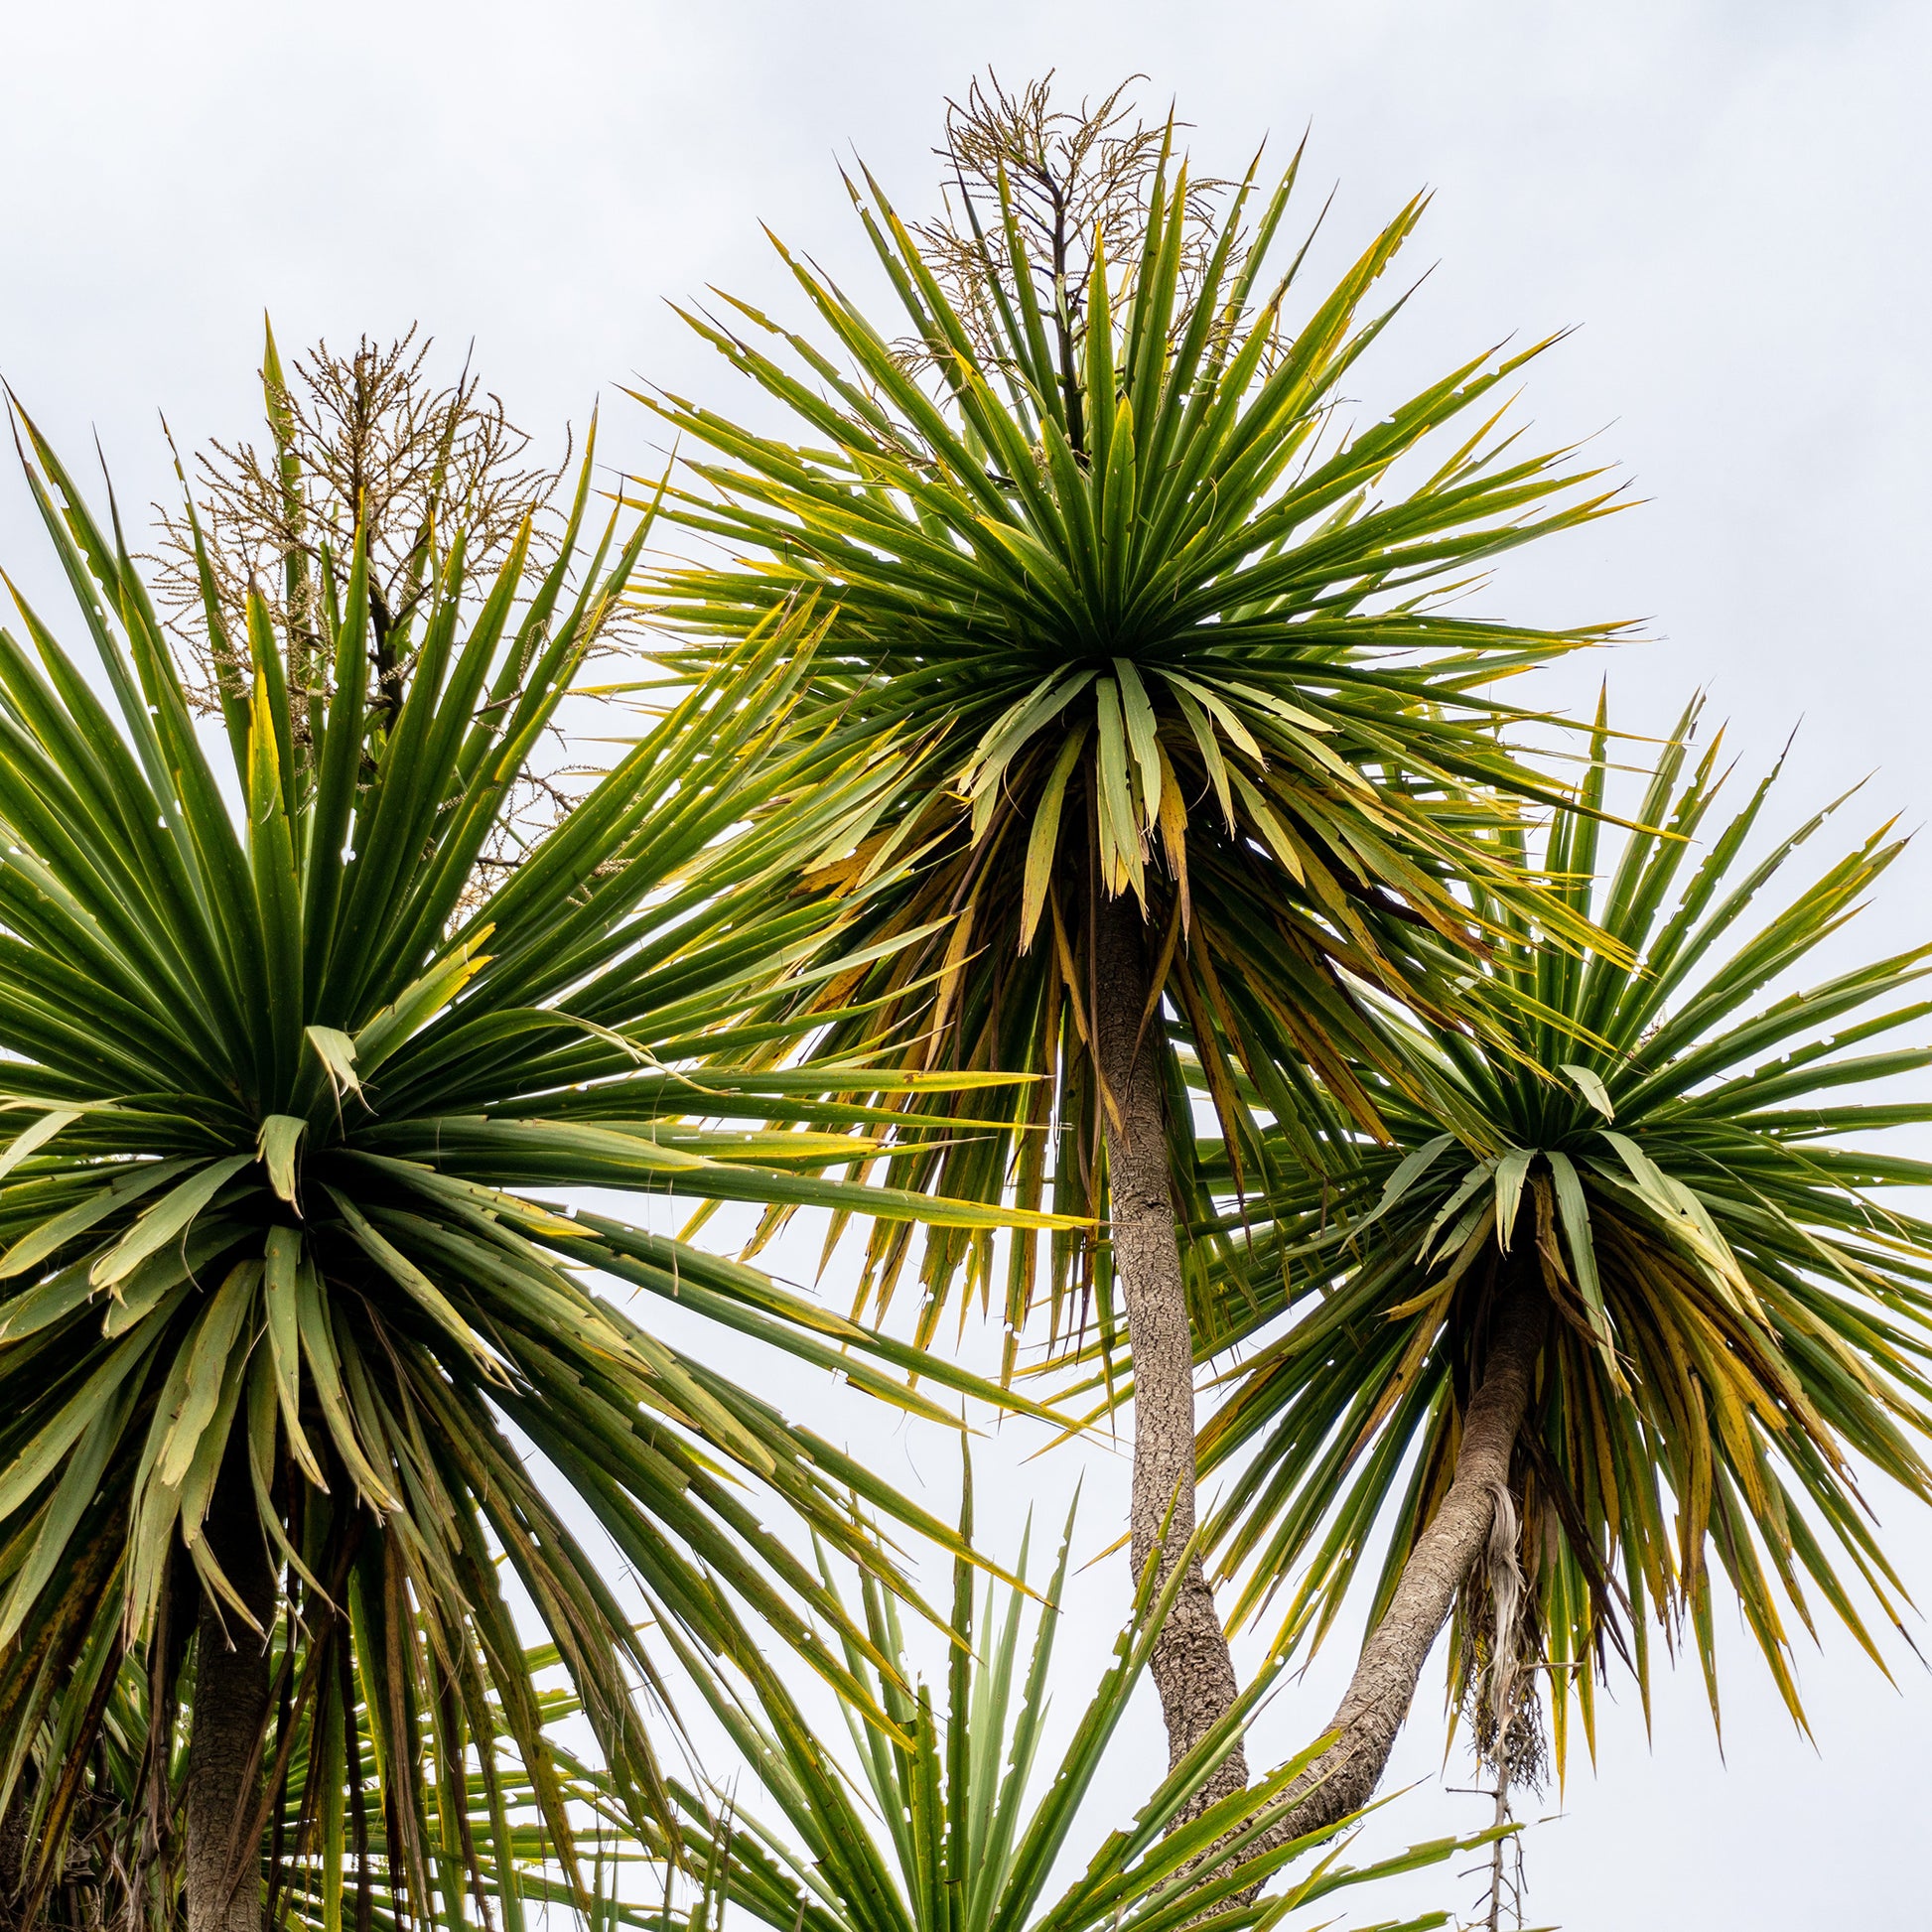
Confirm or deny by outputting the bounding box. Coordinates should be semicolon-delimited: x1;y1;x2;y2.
4;2;1930;1923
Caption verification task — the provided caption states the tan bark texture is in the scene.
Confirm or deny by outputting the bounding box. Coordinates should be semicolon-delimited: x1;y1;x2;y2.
184;1450;277;1932
1261;1278;1546;1848
1092;887;1249;1819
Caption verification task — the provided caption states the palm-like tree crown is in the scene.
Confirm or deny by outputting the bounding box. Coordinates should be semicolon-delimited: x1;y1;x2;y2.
0;412;1046;1908
1197;707;1932;1758
640;131;1623;1350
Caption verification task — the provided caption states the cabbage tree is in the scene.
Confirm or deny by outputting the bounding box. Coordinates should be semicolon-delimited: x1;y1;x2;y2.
638;88;1618;1804
0;411;1053;1932
1193;708;1932;1841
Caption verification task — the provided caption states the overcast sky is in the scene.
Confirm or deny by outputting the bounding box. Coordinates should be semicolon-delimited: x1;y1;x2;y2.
4;2;1930;1924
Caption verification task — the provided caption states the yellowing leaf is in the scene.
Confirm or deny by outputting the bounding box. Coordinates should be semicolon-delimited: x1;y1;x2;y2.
1022;724;1089;953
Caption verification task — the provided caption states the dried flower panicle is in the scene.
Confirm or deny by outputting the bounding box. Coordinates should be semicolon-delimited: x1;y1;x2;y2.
906;72;1239;394
151;329;571;738
149;330;633;891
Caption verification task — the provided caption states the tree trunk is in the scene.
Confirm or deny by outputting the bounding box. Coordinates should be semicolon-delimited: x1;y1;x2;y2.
1262;1277;1546;1848
1091;887;1248;1818
185;1449;277;1932
0;1782;27;1929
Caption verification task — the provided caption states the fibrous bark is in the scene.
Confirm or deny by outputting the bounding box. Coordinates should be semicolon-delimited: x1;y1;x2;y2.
1091;887;1248;1818
0;1784;26;1929
184;1449;278;1932
1261;1277;1546;1847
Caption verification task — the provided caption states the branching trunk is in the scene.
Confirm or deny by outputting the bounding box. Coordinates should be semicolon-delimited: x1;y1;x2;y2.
1092;876;1546;1861
1262;1278;1547;1848
1092;888;1247;1818
184;1449;277;1932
